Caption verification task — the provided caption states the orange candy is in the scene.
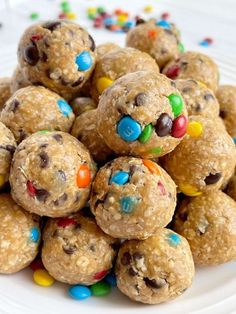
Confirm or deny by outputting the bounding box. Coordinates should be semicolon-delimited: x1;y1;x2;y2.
77;164;91;188
142;159;160;175
148;29;158;39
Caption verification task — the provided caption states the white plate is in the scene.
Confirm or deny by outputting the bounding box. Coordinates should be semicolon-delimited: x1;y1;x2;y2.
0;0;236;313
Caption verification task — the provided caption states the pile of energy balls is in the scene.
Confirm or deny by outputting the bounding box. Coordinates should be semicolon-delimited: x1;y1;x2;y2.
0;18;236;305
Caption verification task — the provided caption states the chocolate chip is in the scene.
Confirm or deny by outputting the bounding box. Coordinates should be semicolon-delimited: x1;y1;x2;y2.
195;103;202;112
24;45;40;66
19;129;27;142
144;278;165;289
63;245;76;255
133;252;143;260
36;189;49;202
71;77;84;87
54;193;68;206
41;51;48;62
136;18;145;25
58;170;66;181
204;172;222;185
53;134;63;144
89;245;96;252
39;151;49;168
39;143;48;149
44;21;61;32
134;93;146;106
220;110;227;119
155;113;173;137
182;87;192;93
10;99;20;112
88;34;96;51
204;93;215;101
0;145;16;155
128;267;137;276
121;252;132;265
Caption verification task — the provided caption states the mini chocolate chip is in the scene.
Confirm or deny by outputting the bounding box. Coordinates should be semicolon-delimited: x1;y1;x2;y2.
182;87;193;93
179;211;188;221
121;252;132;265
24;45;40;66
170;80;176;88
88;34;96;51
133;252;143;260
0;145;16;155
144;278;165;289
204;93;214;101
136;18;145;25
89;245;96;252
195;103;202;112
53;134;63;144
39;143;48;149
128;267;138;276
58;170;66;181
181;62;188;70
63;245;76;255
10;99;20;112
155;113;173;137
41;51;48;62
36;189;49;202
39;151;49;168
54;193;68;206
44;21;61;31
71;77;84;87
204;172;222;185
134;93;146;106
220;110;227;119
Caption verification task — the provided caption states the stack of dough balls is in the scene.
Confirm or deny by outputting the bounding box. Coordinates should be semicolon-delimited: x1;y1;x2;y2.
0;17;235;307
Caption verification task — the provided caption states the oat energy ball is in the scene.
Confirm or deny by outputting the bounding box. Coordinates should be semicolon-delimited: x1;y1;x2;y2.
70;97;97;117
163;115;236;196
42;212;117;285
0;194;40;274
162;51;219;92
17;20;96;100
216;85;236;138
97;71;188;159
0;122;17;188
96;42;120;60
71;109;113;163
91;47;159;102
1;86;75;142
175;79;219;117
126;20;181;69
90;157;176;239
226;175;236;201
116;228;194;304
0;77;11;111
174;191;236;266
10;65;31;93
10;131;96;217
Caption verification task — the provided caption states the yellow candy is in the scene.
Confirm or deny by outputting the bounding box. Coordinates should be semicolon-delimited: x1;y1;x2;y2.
179;183;202;197
96;77;114;94
33;269;55;287
87;7;97;14
187;121;203;138
0;175;5;187
117;14;127;23
67;12;77;20
197;81;208;89
144;5;153;13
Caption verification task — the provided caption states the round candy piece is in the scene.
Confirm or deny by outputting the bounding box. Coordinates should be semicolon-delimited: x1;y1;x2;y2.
110;171;129;185
96;77;114;95
156;20;170;29
69;285;91;300
57;99;73;117
117;116;142;142
33;269;55;287
187;121;203;138
30;227;41;243
168;93;184;117
139;124;153;143
75;51;93;71
171;115;188;138
91;281;111;297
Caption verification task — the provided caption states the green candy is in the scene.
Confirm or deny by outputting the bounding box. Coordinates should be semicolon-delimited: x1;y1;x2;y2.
97;6;105;13
37;130;49;134
91;281;111;297
168;93;184;117
61;1;71;13
148;147;162;155
30;12;39;20
178;42;185;53
88;13;97;20
139;124;153;143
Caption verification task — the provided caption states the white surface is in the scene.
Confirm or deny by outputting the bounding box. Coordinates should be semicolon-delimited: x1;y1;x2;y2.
0;0;236;313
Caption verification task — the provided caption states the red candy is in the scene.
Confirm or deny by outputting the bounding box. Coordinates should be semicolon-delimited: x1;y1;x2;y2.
93;270;108;281
171;115;188;138
57;218;77;228
161;12;170;20
27;181;36;196
58;13;67;19
204;37;213;44
158;181;167;196
165;65;180;79
31;34;43;42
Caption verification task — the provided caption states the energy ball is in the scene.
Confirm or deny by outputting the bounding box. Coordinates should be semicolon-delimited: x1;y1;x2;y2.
0;194;40;274
10;65;31;93
70;97;97;116
163;115;236;196
71;109;113;163
96;42;120;60
91;47;160;102
162;51;219;92
10;131;96;217
216;85;236;138
226;175;236;201
1;86;75;142
42;212;117;285
0;77;11;111
116;228;194;304
90;157;176;239
17;20;96;100
175;79;220;117
174;191;236;266
0;122;17;188
97;71;188;159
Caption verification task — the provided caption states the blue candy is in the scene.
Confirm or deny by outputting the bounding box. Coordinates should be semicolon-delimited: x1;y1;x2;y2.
110;171;129;185
167;233;181;247
68;285;91;301
57;99;72;117
29;227;40;243
120;196;138;214
125;20;135;27
233;137;236;144
75;51;93;71
104;273;117;287
104;17;114;26
156;20;171;29
199;41;209;47
117;116;141;142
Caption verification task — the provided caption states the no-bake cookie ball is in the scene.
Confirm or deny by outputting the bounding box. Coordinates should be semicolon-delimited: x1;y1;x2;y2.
116;228;194;304
42;212;117;285
71;109;113;163
70;96;97;117
226;175;236;202
90;157;176;239
163;115;236;196
126;20;181;69
0;77;11;111
10;65;31;93
0;122;17;188
175;79;220;117
0;194;40;274
96;42;120;60
10;131;96;217
97;71;188;159
1;86;75;142
17;20;96;100
162;51;219;92
174;191;236;266
216;85;236;138
91;47;159;102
